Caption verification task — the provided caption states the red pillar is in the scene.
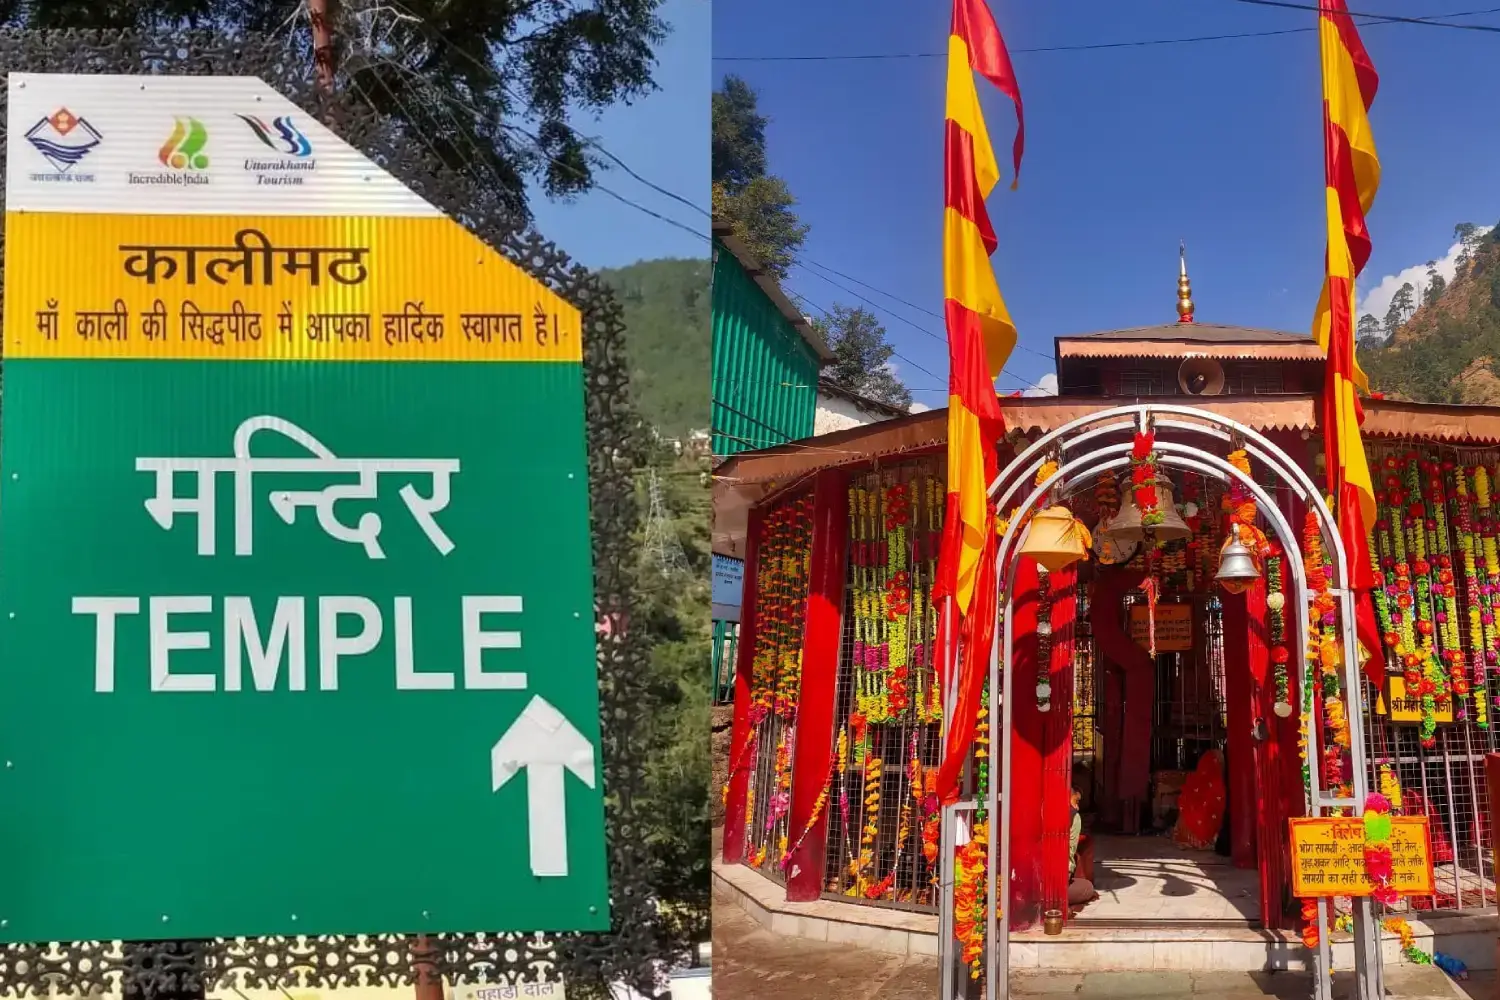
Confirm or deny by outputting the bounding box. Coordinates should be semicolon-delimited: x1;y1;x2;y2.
722;505;767;864
785;470;850;901
1009;558;1045;929
1221;592;1259;870
1040;564;1078;919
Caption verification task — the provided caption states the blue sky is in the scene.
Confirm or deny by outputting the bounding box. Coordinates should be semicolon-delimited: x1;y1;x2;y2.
711;0;1500;406
527;0;711;269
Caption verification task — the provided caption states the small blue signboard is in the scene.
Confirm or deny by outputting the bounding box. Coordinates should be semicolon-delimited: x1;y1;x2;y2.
711;554;745;623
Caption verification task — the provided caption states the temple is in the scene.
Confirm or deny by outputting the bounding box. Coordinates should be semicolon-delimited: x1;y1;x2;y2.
712;248;1500;975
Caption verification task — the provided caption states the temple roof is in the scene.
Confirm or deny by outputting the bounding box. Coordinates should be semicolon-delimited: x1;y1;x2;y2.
1056;323;1323;361
711;394;1500;557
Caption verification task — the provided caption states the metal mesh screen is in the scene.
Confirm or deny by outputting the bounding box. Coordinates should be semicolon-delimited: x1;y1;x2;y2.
822;458;946;910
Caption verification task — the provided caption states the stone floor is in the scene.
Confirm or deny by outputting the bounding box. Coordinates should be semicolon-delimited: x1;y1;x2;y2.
1449;969;1493;1000
1008;968;1466;999
713;887;1467;999
1081;833;1260;924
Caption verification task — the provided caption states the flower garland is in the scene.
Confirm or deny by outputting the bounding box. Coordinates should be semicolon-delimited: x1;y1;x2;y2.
1304;512;1352;797
850;477;944;727
1362;792;1399;905
953;689;990;979
736;496;815;869
884;483;912;722
849;754;883;894
782;728;843;872
1131;432;1164;526
1131;432;1165;654
1372;453;1451;747
1267;545;1293;717
1036;571;1054;712
1451;465;1488;727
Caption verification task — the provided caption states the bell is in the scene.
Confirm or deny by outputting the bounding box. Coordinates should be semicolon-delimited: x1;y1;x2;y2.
1019;506;1093;572
1102;475;1192;544
1215;530;1262;594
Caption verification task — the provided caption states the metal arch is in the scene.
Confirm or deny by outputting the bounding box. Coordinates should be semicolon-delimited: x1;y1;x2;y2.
987;404;1356;593
938;405;1381;1000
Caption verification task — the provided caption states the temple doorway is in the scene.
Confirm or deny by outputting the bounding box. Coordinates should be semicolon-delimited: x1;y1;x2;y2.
1068;509;1266;927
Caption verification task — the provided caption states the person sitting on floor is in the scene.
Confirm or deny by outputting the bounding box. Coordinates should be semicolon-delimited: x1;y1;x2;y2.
1067;785;1097;909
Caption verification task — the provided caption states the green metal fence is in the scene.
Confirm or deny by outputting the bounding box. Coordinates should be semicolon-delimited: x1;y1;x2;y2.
712;618;740;704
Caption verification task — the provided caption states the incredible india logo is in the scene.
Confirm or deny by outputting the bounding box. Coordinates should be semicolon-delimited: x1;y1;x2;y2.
159;117;210;170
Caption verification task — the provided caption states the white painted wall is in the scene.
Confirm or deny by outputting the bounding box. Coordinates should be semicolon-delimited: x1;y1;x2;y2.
814;392;901;435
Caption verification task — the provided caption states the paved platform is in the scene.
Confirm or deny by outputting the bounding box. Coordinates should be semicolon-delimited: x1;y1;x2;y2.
714;892;1470;999
1083;833;1259;924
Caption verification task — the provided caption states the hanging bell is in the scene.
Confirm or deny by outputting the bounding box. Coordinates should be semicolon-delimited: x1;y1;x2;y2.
1102;474;1192;544
1019;506;1093;572
1215;529;1262;594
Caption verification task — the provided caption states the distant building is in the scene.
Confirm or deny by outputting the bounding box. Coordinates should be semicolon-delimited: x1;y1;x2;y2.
814;376;909;434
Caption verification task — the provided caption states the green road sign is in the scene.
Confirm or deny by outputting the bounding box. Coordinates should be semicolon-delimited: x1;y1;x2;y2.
0;72;609;943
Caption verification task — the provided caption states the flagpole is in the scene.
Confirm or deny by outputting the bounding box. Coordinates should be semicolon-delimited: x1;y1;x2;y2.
938;595;959;1000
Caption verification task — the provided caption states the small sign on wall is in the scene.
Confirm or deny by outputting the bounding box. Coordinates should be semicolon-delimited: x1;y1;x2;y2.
712;554;746;623
1129;603;1193;652
1288;816;1434;897
1375;675;1454;725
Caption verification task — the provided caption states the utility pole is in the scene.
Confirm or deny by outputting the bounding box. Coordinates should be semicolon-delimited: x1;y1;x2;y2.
308;0;337;93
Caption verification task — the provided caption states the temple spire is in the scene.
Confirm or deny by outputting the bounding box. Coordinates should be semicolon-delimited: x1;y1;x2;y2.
1177;242;1195;324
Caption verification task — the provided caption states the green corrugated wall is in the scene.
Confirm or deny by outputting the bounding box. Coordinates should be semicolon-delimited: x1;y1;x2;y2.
711;239;820;457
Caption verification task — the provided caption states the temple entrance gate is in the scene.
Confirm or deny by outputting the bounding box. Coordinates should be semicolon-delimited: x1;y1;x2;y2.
937;404;1383;1000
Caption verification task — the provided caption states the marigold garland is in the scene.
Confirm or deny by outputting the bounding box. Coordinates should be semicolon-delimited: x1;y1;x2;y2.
953;689;990;978
781;729;843;871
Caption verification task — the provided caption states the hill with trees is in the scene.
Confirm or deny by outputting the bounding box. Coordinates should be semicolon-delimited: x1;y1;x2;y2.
1361;222;1500;403
601;258;712;438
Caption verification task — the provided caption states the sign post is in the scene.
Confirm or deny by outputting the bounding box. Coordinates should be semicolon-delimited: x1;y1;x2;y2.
0;73;609;943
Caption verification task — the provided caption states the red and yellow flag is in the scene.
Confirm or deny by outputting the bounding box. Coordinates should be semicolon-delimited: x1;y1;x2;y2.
934;0;1023;803
1312;0;1383;688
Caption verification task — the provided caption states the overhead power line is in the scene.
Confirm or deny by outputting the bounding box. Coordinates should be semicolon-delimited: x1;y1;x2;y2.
714;4;1500;61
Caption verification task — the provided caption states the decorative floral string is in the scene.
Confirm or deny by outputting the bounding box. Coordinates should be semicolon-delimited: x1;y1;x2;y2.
953;688;990;979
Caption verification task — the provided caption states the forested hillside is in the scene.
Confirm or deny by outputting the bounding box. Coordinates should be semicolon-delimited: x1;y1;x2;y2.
1362;222;1500;403
601;258;711;437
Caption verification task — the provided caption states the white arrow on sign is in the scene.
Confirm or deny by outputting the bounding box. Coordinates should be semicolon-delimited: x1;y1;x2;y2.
491;695;597;878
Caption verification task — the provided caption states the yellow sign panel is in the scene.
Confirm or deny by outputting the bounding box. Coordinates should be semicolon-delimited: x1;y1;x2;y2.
2;213;581;363
1129;603;1193;652
1374;675;1454;724
1288;816;1434;898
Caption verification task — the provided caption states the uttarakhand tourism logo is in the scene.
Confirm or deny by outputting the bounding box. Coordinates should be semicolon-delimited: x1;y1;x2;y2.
131;117;210;186
25;108;101;182
238;113;316;185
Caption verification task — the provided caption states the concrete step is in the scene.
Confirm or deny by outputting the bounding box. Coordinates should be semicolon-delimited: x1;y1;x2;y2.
715;861;1498;973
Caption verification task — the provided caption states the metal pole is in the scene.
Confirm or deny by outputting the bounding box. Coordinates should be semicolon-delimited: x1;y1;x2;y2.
939;596;959;1000
991;569;1017;999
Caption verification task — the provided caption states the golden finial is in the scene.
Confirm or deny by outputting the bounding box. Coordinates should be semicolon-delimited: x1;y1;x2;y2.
1176;241;1195;324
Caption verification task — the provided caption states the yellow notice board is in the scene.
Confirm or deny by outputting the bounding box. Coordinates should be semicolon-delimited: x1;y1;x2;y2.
1288;817;1434;898
2;213;582;363
1129;603;1192;652
1375;676;1454;724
